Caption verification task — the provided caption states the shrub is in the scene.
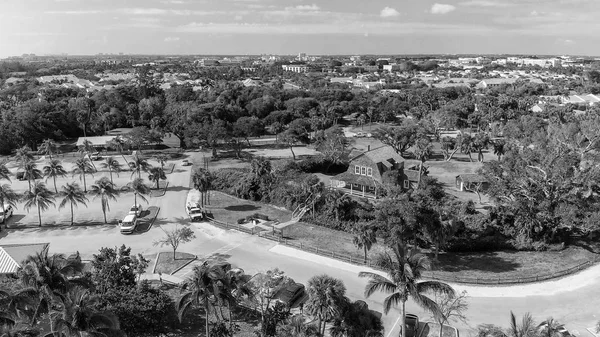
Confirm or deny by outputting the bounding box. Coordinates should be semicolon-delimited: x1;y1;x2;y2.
96;282;178;337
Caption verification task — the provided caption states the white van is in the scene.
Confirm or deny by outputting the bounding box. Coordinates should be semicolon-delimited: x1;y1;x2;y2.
120;214;138;234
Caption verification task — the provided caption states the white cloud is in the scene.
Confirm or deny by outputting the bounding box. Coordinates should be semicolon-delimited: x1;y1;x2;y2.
294;4;320;11
431;3;456;14
45;10;101;14
164;37;180;42
380;7;400;18
459;0;514;7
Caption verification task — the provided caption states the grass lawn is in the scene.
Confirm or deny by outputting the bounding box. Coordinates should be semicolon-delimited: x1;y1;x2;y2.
154;251;196;275
283;222;598;282
205;191;292;225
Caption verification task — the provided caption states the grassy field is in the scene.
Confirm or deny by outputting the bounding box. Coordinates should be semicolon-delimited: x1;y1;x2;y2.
205;191;292;225
283;222;598;281
154;251;196;275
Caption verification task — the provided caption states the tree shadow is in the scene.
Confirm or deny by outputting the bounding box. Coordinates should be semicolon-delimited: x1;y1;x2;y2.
224;205;260;212
208;253;231;261
166;185;190;193
431;251;521;273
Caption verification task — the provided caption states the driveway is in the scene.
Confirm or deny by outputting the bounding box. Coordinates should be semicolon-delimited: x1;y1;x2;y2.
1;153;598;337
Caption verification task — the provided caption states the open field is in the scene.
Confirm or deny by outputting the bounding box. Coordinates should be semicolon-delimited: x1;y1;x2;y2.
283;221;598;282
204;191;292;225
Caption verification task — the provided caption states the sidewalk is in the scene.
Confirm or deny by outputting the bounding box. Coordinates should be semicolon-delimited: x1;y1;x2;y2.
269;245;600;298
139;272;185;285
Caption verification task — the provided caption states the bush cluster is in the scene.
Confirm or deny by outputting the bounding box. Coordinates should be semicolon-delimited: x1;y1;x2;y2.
237;213;270;224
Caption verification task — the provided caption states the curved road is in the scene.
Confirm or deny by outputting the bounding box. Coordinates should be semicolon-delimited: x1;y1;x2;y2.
0;156;597;337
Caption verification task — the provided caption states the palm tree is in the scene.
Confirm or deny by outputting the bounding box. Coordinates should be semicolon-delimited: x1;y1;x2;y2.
352;223;377;263
192;168;212;207
460;134;476;162
122;178;150;206
22;182;55;227
46;286;121;337
90;177;119;224
177;262;222;337
78;140;97;171
72;157;95;193
0;161;11;182
43;159;67;193
15;146;33;169
508;312;537;337
0;288;37;325
22;161;42;193
413;137;432;188
304;274;347;337
154;154;168;169
493;141;506;161
224;268;252;331
148;167;166;190
101;156;122;185
38;139;58;160
129;154;151;179
58;183;89;226
19;250;88;326
0;184;19;228
359;243;455;337
537;318;566;337
107;138;129;166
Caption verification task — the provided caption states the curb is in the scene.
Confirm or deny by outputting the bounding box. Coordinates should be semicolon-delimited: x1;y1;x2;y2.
151;252;160;274
151;182;169;198
170;255;198;275
136;207;161;234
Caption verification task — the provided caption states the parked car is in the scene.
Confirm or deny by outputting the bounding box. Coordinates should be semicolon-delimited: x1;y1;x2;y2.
119;214;138;234
399;314;420;337
274;283;308;309
16;171;26;181
129;204;143;216
182;159;191;166
189;208;205;222
0;205;14;223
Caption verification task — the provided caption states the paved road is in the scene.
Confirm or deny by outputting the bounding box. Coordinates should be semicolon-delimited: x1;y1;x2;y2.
1;155;598;337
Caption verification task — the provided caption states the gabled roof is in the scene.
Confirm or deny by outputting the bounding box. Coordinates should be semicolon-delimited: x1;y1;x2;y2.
351;146;405;165
0;243;49;274
456;174;487;183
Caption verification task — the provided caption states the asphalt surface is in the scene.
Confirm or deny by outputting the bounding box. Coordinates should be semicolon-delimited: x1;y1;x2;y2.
0;156;597;337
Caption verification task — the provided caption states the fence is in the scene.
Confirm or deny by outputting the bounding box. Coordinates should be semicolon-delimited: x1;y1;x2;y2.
205;216;600;286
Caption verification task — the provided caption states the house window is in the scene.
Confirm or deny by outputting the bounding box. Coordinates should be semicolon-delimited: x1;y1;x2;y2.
404;180;409;189
367;168;372;176
355;165;360;174
361;167;366;175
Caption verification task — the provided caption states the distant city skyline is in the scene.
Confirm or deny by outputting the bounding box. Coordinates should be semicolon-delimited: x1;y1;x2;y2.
1;0;599;58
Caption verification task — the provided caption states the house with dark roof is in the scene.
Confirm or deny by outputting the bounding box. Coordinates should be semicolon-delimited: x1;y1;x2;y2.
330;146;417;198
0;243;49;276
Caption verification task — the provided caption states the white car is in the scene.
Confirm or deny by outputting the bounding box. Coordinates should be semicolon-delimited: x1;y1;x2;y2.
0;205;14;223
129;204;143;216
119;214;138;234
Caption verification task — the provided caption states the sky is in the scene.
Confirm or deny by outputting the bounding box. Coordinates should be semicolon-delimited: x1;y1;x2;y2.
1;0;600;57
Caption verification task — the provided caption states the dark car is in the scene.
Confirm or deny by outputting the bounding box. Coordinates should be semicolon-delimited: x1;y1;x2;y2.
399;314;420;337
274;283;308;309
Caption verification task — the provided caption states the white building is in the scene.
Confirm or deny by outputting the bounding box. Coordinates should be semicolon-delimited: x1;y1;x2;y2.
282;65;308;73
